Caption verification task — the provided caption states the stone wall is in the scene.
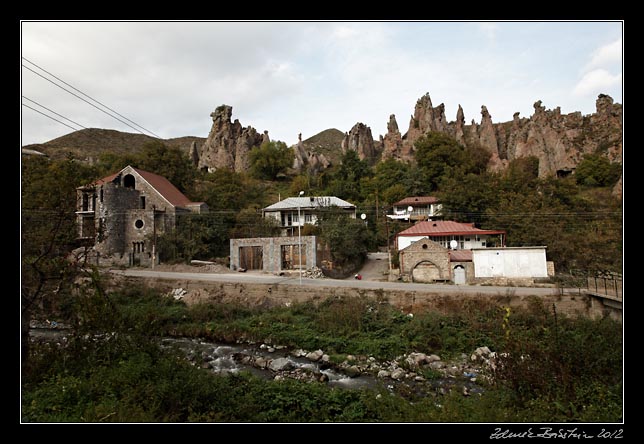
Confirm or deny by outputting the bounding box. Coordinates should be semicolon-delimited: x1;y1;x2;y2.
399;238;450;282
230;236;317;273
109;274;620;322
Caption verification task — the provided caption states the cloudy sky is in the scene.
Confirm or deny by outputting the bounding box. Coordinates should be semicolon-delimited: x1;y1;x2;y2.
20;21;622;147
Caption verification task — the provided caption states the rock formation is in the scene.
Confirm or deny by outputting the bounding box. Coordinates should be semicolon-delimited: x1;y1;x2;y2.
384;93;622;178
292;133;331;174
382;115;404;160
341;122;378;161
195;105;266;173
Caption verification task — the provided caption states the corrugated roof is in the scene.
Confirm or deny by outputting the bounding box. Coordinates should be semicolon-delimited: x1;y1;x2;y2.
264;196;356;211
91;166;198;209
398;220;506;237
393;196;440;206
449;250;473;262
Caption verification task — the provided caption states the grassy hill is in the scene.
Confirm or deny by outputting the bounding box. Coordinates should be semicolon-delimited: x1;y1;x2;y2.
22;128;206;162
301;128;345;165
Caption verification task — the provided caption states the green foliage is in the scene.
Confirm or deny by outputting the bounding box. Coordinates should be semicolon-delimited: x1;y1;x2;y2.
575;154;622;187
196;169;266;211
324;150;371;202
157;213;233;262
23;284;622;423
414;132;490;190
229;208;281;239
249;141;294;180
316;211;372;268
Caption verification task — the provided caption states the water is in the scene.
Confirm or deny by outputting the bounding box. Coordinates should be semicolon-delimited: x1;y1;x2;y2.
159;337;381;390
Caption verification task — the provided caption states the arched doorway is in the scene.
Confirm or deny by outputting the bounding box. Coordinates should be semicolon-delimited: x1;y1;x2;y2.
453;265;466;285
411;260;442;283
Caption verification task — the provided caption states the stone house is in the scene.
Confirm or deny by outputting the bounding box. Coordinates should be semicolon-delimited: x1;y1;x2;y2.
76;165;207;266
262;196;356;236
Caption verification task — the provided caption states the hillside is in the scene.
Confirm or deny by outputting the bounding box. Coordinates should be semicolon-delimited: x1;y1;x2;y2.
301;128;345;165
22;128;206;162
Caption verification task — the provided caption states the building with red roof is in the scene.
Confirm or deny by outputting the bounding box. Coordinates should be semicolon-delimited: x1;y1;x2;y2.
387;196;442;221
76;165;207;266
396;220;506;251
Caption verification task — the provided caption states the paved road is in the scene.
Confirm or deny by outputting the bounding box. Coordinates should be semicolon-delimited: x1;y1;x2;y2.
111;269;574;296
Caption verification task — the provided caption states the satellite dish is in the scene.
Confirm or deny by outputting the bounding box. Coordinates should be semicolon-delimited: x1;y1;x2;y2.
450;240;458;250
360;213;367;220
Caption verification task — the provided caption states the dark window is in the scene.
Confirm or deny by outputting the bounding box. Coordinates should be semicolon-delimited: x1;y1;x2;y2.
81;194;88;211
123;174;136;189
135;219;144;229
100;188;103;203
141;196;146;209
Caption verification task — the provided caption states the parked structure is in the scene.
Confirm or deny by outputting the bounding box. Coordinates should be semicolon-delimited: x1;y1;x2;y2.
230;236;317;273
76;165;207;266
387;196;442;221
396;220;506;251
262;196;356;236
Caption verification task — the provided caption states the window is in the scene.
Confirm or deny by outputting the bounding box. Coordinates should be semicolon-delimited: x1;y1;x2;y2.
305;214;312;223
134;219;144;229
140;196;146;209
292;213;299;223
481;241;486;247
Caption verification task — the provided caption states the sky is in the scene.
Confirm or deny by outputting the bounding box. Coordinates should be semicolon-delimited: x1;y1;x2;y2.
20;21;623;148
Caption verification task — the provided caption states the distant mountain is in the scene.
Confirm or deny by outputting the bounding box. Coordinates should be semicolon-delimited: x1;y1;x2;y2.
301;128;345;165
22;128;206;162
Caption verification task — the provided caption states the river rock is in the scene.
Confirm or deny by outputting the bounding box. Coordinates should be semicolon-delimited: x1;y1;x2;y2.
269;357;294;372
391;368;405;380
377;370;390;378
345;365;361;378
321;354;330;362
291;349;307;357
254;357;268;369
305;350;324;361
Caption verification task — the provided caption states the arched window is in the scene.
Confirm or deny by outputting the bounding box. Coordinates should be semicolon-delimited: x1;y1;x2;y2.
123;174;136;189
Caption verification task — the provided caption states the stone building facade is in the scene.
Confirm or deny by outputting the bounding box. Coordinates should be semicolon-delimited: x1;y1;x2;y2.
230;236;317;273
76;165;207;266
399;238;451;283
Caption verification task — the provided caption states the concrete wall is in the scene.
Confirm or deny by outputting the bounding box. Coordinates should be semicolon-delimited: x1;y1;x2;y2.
230;236;317;273
473;247;548;278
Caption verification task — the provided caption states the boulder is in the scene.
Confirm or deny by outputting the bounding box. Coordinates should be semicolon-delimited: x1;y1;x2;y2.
268;357;294;372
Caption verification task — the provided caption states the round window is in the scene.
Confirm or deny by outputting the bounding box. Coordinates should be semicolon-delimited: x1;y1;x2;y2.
134;219;144;229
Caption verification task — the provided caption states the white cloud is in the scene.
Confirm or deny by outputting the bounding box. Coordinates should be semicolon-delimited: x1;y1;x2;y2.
586;37;622;71
573;69;622;97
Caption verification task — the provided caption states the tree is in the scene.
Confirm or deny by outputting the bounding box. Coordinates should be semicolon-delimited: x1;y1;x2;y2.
196;169;266;211
414;132;491;191
575;154;622;187
316;210;372;270
249;141;294;180
21;156;100;371
230;208;281;239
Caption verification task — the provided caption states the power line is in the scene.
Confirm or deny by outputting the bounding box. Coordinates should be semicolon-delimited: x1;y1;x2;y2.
22;57;161;138
22;95;87;130
22;62;161;139
21;103;80;133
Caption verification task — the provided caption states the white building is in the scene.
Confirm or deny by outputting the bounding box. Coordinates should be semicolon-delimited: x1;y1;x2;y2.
396;220;506;251
472;247;549;278
262;196;356;236
387;196;442;221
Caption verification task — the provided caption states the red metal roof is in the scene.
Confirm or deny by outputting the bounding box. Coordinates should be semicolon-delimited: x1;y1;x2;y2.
393;196;440;206
449;250;473;262
397;220;506;237
93;166;198;208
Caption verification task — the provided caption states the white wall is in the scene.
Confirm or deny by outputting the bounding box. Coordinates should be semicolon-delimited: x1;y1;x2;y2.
397;236;425;251
473;248;548;278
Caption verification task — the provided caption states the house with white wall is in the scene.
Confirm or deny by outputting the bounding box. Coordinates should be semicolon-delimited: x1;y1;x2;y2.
387;196;442;221
396;220;506;251
262;196;356;236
